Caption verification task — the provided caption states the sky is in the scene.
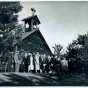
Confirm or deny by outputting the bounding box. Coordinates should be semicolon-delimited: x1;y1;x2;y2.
18;1;88;53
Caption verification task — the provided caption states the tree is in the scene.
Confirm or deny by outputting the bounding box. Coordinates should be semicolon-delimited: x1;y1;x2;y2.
67;33;88;62
53;44;64;58
67;40;79;58
0;2;23;53
0;2;23;31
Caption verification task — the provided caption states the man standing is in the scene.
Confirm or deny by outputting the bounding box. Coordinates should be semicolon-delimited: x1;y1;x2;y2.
39;55;44;73
0;53;2;64
6;52;13;72
14;51;20;72
23;52;28;72
20;49;25;72
0;52;3;64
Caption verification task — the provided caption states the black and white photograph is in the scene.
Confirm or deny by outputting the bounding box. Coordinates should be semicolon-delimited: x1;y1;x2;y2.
0;1;87;86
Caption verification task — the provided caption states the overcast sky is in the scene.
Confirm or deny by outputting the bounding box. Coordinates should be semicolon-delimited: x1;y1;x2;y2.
18;1;88;53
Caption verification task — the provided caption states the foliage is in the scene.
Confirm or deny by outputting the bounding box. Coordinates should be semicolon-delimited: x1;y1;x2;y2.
67;33;88;62
0;2;23;53
53;44;64;58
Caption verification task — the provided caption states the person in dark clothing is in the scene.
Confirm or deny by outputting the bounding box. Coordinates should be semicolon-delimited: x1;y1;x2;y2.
68;60;71;74
11;52;15;72
23;52;28;72
21;56;25;72
51;55;57;72
50;56;55;71
0;53;1;64
0;52;3;64
32;52;36;72
19;49;25;72
45;55;51;73
68;58;76;74
6;52;14;72
39;55;44;73
76;58;82;74
55;58;61;73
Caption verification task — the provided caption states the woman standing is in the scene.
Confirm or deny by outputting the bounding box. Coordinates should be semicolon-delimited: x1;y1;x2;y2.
28;53;34;72
35;52;40;73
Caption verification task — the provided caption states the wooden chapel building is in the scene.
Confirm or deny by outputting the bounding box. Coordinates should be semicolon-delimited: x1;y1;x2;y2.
14;8;52;55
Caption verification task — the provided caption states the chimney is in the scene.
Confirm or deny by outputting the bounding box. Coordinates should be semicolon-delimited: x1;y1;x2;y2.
31;7;36;16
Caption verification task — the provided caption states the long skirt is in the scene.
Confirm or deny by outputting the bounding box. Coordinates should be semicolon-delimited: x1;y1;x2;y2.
35;63;40;70
29;56;34;70
15;63;20;72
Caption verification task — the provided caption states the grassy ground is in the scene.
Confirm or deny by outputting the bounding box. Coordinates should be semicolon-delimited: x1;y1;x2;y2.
0;72;87;86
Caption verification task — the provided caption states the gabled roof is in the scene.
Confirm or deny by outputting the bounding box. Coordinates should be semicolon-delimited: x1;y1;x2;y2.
21;28;52;55
22;29;38;40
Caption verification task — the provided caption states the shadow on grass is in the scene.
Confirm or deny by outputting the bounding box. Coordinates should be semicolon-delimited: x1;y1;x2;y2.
0;73;88;86
0;73;60;86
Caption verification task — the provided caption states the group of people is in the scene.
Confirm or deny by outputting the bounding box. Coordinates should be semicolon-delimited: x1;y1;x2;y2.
0;50;87;75
5;50;53;73
4;49;69;74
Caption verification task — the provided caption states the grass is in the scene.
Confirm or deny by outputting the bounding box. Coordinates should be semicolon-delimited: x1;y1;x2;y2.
0;72;87;86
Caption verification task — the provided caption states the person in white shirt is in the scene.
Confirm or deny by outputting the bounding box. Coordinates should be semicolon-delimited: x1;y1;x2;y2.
61;58;68;73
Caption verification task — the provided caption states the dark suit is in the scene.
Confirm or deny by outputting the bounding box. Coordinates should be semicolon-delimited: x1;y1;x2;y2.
6;54;13;72
27;55;30;65
19;52;25;72
39;56;44;70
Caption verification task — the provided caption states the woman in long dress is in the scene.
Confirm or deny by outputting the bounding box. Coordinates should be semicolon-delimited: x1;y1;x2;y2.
30;54;34;70
35;52;40;73
28;53;34;72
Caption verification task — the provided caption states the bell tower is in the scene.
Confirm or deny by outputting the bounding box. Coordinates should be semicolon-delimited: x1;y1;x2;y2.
22;7;41;32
